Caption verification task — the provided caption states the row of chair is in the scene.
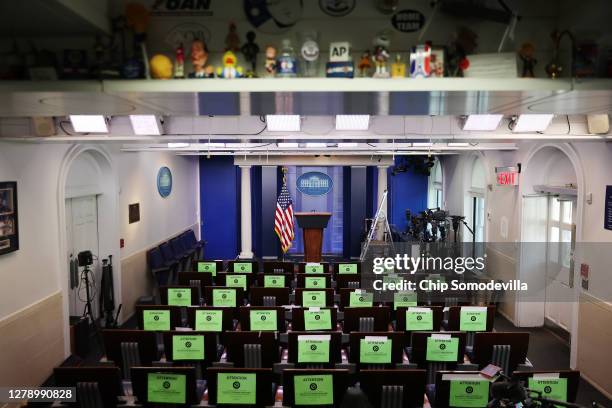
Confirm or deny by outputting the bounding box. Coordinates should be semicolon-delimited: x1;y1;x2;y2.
147;229;205;287
52;364;581;408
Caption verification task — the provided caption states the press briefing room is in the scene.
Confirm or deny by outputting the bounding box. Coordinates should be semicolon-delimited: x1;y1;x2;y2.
1;1;612;407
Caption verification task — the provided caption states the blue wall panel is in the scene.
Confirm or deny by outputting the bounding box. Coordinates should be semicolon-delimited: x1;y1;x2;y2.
199;156;239;259
260;166;279;258
388;157;429;233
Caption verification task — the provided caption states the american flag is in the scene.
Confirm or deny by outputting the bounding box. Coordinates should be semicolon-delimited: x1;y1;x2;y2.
274;181;295;253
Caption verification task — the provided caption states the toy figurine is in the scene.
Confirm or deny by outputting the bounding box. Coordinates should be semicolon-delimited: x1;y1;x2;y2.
299;31;320;77
391;54;406;78
372;32;391;78
150;54;173;79
190;39;213;78
225;22;241;52
519;42;537;78
447;27;478;77
264;46;277;77
241;31;260;77
357;50;372;77
217;50;244;78
277;39;298;77
409;44;431;78
174;43;185;78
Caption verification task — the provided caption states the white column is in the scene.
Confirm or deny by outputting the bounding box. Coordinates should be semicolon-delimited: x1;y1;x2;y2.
376;165;389;240
239;165;254;259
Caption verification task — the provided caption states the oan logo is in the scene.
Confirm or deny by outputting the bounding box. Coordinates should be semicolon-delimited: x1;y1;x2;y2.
150;0;213;16
297;172;333;196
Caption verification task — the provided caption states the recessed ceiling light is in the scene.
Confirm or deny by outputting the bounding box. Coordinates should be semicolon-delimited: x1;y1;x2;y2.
69;115;108;133
462;114;503;131
338;142;359;148
305;142;327;148
335;115;370;131
201;142;225;148
277;142;299;148
412;142;432;147
266;115;301;131
447;142;470;147
512;114;554;132
130;115;162;135
168;142;190;148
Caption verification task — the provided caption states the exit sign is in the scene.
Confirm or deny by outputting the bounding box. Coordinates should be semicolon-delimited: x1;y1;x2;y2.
496;166;520;186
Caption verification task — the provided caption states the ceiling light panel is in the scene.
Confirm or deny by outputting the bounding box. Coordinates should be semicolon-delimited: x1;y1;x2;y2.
266;115;301;131
513;114;555;132
462;114;503;131
168;142;190;148
335;115;370;130
69;115;108;133
130;115;162;135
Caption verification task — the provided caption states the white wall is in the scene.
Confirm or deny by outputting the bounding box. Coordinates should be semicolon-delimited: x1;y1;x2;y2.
0;140;199;389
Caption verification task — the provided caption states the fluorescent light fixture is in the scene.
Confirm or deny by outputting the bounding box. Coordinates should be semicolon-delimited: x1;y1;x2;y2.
335;115;370;130
201;142;225;148
412;142;432;147
512;114;554;132
69;115;108;133
463;114;503;131
266;115;301;131
277;142;299;148
130;115;162;135
448;142;470;147
338;142;359;148
168;142;190;148
305;142;327;148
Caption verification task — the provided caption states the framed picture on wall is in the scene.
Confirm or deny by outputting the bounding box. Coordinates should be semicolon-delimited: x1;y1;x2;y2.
0;181;19;256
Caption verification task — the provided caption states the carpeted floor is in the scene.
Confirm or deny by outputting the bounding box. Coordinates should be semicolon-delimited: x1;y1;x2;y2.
495;315;611;407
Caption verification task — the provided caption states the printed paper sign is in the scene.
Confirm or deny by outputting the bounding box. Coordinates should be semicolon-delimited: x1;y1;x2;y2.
302;291;326;307
304;309;332;330
217;373;257;404
426;336;459;362
233;262;253;273
449;380;489;407
147;373;186;404
168;288;191;306
305;263;324;273
197;261;216;275
297;335;331;363
195;310;223;332
394;291;418;309
213;289;236;307
460;307;488;331
528;378;568;402
359;337;392;364
264;275;285;288
294;375;333;405
226;274;247;290
339;264;358;274
406;307;433;331
349;291;373;307
172;335;204;360
143;310;170;331
250;310;278;331
305;276;326;288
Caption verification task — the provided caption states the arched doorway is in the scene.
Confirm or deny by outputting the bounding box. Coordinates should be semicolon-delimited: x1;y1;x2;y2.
57;146;120;356
518;144;584;367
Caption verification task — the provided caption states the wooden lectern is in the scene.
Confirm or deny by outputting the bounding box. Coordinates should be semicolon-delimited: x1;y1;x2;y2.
294;212;331;262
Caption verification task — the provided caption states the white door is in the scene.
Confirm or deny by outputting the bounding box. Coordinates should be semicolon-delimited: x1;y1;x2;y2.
517;195;548;327
65;195;100;319
545;197;575;331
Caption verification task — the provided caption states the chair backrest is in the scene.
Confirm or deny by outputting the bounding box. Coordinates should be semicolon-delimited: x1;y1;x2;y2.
359;369;426;408
159;242;175;261
148;247;165;269
206;368;275;406
54;367;122;408
185;229;198;245
223;331;280;368
381;385;403;408
102;330;158;377
491;344;511;376
170;236;185;256
130;367;199;406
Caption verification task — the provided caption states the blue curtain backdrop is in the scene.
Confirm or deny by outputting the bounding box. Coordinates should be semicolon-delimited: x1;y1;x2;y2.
286;166;344;255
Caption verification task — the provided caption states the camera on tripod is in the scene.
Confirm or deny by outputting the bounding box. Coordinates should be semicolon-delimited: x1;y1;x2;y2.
77;250;93;267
